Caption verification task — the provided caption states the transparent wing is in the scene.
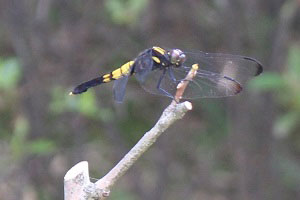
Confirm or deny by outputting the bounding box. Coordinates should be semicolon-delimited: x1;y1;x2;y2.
137;52;263;99
138;67;242;99
113;75;129;103
138;68;178;98
184;52;263;83
174;67;243;99
134;49;154;83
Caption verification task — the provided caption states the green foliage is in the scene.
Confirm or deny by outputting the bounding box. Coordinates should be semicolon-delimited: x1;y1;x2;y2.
27;139;56;155
104;0;148;25
10;116;29;159
273;112;298;139
250;45;300;139
278;155;300;189
287;45;300;75
49;86;113;121
10;116;56;160
0;57;22;90
118;101;151;144
0;57;22;139
249;72;285;91
195;101;228;148
77;90;99;117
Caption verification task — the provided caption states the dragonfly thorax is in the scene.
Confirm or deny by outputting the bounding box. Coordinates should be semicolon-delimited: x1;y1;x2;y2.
168;49;186;67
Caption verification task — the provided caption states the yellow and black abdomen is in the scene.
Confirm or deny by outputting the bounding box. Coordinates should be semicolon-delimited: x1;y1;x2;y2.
102;61;134;82
70;61;134;95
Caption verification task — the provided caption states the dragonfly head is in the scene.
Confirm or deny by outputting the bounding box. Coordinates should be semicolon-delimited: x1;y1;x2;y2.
168;49;186;67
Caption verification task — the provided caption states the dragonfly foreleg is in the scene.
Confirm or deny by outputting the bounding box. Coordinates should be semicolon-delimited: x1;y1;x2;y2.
156;69;174;98
167;67;178;83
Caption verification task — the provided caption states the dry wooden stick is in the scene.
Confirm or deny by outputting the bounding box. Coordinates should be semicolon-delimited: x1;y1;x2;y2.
64;65;199;200
173;64;199;103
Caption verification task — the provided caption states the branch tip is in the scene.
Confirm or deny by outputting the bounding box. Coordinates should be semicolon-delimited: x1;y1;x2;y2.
64;161;89;180
174;63;199;102
184;101;193;110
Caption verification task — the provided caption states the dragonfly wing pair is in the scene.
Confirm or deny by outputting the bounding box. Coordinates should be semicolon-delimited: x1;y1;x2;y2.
138;51;263;99
113;75;129;103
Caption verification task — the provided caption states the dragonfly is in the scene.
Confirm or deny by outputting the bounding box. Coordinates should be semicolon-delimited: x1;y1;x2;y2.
69;46;263;103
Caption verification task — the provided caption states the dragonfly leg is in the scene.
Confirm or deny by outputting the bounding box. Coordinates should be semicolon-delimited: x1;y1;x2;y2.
156;69;174;98
167;67;178;83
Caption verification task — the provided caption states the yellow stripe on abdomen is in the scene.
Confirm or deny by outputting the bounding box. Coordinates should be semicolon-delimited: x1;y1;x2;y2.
120;61;134;75
112;68;122;79
102;73;111;82
103;74;110;79
103;77;111;83
102;61;134;83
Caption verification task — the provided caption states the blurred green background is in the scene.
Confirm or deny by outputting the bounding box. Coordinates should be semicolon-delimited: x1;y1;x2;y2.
0;0;300;199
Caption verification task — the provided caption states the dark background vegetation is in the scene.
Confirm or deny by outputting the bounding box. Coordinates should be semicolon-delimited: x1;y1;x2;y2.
0;0;300;199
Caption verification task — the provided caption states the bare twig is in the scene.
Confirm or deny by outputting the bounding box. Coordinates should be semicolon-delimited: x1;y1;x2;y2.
173;63;199;103
64;65;199;199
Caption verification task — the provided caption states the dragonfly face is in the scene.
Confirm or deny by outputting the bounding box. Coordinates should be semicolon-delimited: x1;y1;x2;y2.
168;49;186;66
70;46;263;102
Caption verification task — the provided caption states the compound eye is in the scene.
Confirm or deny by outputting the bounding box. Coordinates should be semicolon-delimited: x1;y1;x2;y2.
170;49;183;64
179;54;186;64
170;51;179;64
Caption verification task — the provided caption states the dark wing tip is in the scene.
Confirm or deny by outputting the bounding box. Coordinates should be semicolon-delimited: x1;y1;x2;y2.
243;56;264;76
234;83;243;94
223;76;243;95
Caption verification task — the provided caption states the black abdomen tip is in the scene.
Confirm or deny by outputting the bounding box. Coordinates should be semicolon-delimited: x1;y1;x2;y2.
71;85;88;95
